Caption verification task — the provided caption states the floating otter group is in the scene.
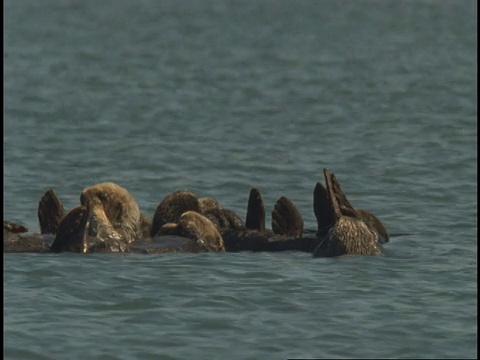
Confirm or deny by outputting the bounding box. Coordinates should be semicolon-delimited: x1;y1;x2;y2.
3;169;389;258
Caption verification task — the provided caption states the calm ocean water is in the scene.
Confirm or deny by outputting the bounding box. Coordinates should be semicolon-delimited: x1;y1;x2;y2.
4;0;477;359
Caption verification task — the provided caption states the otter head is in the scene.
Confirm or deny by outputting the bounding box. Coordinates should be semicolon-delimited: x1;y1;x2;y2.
151;190;201;237
161;211;225;252
198;197;221;213
80;182;141;244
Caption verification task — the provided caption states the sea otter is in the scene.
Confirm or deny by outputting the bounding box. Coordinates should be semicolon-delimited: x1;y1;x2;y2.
150;190;201;237
80;182;142;245
312;169;383;257
159;211;225;252
44;182;143;253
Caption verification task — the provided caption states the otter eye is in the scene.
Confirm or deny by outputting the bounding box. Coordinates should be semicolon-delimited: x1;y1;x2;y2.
97;193;107;202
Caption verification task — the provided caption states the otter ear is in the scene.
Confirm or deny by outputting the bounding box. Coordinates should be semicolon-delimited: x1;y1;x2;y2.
272;196;303;237
50;205;89;253
313;181;335;236
38;189;65;235
245;188;265;231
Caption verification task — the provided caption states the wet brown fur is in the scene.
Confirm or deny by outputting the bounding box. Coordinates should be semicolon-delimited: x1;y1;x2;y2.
80;182;142;245
162;211;225;252
151;190;201;237
199;197;220;213
313;169;382;257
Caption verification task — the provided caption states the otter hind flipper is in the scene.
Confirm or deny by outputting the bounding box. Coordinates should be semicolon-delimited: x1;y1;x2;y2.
50;205;88;253
245;188;265;231
313;182;335;236
324;168;344;220
328;172;354;214
271;196;303;237
38;190;65;235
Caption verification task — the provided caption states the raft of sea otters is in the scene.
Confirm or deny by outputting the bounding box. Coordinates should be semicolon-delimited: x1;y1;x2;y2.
3;169;389;257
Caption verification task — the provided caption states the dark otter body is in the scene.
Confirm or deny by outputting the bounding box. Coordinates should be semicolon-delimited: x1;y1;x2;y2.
3;221;54;253
312;169;383;257
127;235;199;254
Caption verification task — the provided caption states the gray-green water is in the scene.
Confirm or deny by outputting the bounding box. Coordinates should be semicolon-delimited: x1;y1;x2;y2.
4;1;477;359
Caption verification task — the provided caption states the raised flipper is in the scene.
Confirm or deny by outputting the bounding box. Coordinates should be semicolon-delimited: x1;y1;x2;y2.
151;190;201;237
324;169;343;220
50;205;89;253
38;190;65;235
328;172;354;212
271;196;304;237
313;182;335;236
245;188;265;231
313;169;348;257
4;220;29;233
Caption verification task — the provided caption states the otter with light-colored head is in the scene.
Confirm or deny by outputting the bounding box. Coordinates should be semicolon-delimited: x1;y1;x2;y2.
161;211;225;252
80;182;142;244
